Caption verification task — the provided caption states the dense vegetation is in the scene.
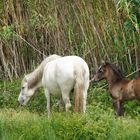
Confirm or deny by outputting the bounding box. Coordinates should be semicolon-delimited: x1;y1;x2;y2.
1;0;140;139
1;81;140;139
0;0;140;80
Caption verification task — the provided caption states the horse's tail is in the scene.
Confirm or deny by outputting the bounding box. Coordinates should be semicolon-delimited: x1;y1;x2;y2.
74;66;85;113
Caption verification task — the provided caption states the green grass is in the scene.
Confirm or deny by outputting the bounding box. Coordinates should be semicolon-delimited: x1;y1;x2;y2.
0;108;140;140
1;81;140;139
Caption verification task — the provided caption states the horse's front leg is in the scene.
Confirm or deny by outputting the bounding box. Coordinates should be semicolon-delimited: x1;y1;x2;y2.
44;88;51;118
112;99;124;116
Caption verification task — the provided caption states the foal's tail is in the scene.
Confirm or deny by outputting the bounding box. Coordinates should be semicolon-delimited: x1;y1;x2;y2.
74;67;85;113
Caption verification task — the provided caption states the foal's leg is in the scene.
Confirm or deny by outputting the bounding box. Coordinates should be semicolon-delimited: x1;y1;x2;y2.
112;99;124;116
44;88;51;118
120;102;124;116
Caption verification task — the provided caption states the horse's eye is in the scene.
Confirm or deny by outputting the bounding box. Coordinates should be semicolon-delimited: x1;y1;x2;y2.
22;87;25;90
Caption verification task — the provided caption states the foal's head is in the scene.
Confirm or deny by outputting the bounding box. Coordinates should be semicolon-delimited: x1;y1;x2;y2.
18;76;35;106
93;62;124;82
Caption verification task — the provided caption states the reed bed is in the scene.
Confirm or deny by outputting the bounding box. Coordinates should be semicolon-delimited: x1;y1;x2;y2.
0;0;140;80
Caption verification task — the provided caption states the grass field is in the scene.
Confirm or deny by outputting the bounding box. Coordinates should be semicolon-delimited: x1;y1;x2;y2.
1;0;140;139
0;81;140;140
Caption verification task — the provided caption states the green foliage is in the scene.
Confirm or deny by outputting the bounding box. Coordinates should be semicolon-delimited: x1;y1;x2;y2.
0;25;16;41
1;81;140;139
1;80;140;116
1;0;140;80
0;107;140;140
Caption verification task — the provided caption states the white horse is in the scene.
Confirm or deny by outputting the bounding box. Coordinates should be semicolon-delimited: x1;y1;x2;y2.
18;54;89;117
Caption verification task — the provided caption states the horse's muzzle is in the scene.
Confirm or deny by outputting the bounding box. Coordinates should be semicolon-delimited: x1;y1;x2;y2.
17;101;22;107
90;75;98;83
17;98;25;107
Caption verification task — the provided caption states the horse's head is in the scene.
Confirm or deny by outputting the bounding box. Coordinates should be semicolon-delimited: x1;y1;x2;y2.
18;76;34;106
93;61;124;82
92;61;110;82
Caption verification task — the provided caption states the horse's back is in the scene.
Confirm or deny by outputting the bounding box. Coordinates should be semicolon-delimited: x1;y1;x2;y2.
132;77;140;99
121;77;140;100
55;56;89;86
45;56;89;76
55;56;89;82
42;56;89;94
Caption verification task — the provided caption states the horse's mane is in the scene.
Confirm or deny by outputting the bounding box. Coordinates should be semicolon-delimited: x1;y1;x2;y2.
107;63;125;79
24;54;61;89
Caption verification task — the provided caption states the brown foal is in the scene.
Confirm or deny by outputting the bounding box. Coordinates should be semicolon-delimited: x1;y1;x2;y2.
93;62;140;116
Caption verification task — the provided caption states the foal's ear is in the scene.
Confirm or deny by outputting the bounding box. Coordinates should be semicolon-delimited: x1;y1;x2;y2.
101;60;109;65
101;60;105;65
104;61;110;65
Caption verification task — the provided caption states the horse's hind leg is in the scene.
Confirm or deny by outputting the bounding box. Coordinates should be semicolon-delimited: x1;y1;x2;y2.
44;88;51;118
61;90;71;112
59;96;65;112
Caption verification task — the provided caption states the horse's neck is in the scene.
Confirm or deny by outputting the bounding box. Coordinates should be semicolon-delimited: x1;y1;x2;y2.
106;70;123;88
27;63;44;89
27;55;61;89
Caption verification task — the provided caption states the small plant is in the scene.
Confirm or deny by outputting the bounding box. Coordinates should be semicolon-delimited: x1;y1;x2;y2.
0;25;16;41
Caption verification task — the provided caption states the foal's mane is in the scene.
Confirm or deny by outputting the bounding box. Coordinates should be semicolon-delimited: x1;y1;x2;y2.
107;63;125;79
25;54;61;89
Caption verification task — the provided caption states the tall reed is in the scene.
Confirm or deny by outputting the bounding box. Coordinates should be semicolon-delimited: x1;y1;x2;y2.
0;0;140;80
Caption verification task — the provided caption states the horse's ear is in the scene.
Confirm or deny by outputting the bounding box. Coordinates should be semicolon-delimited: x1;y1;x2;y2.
101;60;105;65
104;60;110;65
101;60;109;65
